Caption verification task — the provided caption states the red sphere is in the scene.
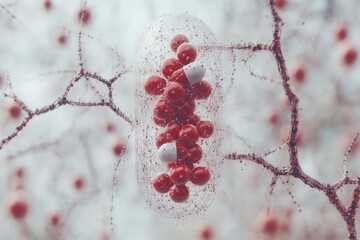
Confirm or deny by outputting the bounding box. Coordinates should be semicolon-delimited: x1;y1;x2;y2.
266;110;279;125
274;0;286;9
169;164;191;185
58;33;67;45
9;104;21;119
177;43;197;65
259;212;278;235
153;115;167;127
190;166;211;185
196;120;214;138
44;0;52;10
200;225;213;240
15;166;25;178
161;58;183;79
73;175;85;190
153;98;174;122
169;185;189;203
334;23;347;41
164;82;186;104
165;120;182;139
156;131;174;148
341;44;357;66
192;80;212;99
7;193;28;220
49;212;60;226
291;63;306;83
170;34;189;52
144;75;167;95
179;124;199;146
185;143;203;164
174;99;196;119
112;141;126;156
78;9;91;24
153;173;173;194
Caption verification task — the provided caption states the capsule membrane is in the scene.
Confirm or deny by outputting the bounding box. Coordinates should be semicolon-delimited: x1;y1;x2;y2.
134;13;223;219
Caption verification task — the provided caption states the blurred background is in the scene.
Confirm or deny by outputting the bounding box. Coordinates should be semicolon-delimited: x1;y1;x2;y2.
0;0;360;239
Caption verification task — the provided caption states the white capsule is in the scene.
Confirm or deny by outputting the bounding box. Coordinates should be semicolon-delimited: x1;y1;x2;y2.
183;62;205;85
158;142;177;163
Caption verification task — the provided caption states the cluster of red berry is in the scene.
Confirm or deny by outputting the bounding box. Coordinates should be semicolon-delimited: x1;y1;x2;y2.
143;34;215;203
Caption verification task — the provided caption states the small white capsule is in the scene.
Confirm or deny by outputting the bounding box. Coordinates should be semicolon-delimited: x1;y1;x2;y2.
158;142;177;163
184;62;206;85
158;142;188;163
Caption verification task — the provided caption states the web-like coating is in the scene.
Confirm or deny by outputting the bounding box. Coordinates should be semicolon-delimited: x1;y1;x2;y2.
134;13;223;219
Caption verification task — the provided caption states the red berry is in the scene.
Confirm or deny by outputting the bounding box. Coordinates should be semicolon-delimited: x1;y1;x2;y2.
334;23;347;41
9;104;21;119
190;166;211;185
192;80;212;99
184;143;202;164
170;164;191;185
174;99;196;119
44;0;52;10
165;120;182;139
170;34;189;52
164;82;186;104
177;43;197;65
144;75;166;95
15;166;24;178
274;0;286;9
58;33;67;45
341;43;357;66
161;58;183;79
196;120;214;138
169;185;189;203
291;63;306;83
153;173;173;194
78;9;91;24
49;212;60;226
200;225;213;240
258;211;278;235
266;110;279;125
179;124;199;146
7;192;28;219
104;121;115;132
112;141;126;156
153;115;167;127
73;175;84;190
153;98;174;122
156;131;174;148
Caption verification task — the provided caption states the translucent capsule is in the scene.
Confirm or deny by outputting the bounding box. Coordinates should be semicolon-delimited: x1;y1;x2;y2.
134;13;223;219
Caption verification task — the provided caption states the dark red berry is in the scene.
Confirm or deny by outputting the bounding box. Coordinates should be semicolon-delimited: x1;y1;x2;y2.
153;173;173;194
196;120;214;138
190;166;211;186
170;164;191;185
169;185;189;203
170;34;189;52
